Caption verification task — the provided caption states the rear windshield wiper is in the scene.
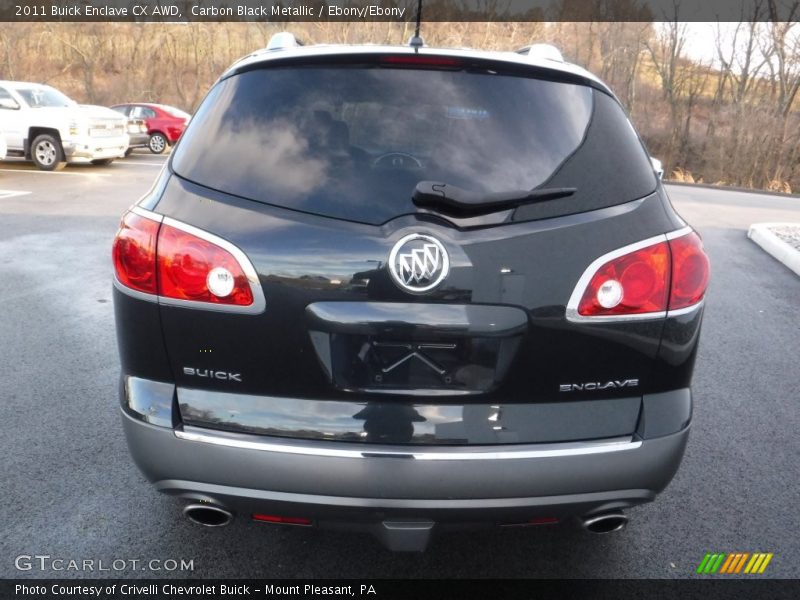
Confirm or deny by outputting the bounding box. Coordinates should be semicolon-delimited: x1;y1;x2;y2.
413;181;576;215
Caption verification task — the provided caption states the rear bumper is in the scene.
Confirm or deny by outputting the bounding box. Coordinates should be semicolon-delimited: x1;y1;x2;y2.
126;133;150;148
122;407;690;524
63;135;128;162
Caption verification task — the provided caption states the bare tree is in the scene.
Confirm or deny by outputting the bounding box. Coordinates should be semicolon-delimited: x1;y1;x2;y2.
644;4;690;168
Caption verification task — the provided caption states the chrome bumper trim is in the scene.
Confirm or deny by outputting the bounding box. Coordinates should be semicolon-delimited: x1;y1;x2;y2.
174;427;642;461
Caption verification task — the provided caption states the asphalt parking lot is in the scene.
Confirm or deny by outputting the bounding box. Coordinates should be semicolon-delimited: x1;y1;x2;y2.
0;158;798;579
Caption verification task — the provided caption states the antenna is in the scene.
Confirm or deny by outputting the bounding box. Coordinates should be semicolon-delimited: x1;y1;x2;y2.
408;0;424;50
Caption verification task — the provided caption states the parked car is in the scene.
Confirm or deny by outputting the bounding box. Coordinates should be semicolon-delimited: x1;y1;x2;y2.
122;117;149;156
113;33;709;551
0;131;6;161
0;82;128;170
111;102;189;154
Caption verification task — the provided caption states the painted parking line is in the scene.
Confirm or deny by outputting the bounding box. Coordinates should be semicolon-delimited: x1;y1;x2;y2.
0;189;32;199
0;168;110;177
113;161;167;167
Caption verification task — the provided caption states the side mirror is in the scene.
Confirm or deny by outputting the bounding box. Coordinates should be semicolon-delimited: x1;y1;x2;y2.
650;157;664;180
0;98;19;110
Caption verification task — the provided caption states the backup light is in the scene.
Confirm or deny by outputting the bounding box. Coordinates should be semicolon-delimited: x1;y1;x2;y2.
207;267;235;298
596;279;623;309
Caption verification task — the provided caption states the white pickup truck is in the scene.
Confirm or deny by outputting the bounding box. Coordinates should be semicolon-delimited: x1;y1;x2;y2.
0;80;128;171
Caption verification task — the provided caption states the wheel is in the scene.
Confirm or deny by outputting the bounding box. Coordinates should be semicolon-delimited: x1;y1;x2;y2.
31;134;66;171
91;158;114;166
148;133;167;154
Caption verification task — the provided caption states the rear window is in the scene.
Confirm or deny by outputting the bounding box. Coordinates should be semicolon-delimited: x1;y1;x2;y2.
161;105;191;120
173;64;653;225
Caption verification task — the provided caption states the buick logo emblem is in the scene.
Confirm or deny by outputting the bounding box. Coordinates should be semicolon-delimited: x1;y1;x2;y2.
388;233;449;293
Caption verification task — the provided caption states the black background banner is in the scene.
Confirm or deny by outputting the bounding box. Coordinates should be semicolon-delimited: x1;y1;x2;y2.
2;0;799;23
3;579;800;600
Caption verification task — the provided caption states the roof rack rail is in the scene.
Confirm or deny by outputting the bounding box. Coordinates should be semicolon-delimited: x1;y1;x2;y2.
266;32;303;51
516;44;564;62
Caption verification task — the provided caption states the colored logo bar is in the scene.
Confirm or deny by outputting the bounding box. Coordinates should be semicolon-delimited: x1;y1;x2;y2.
696;552;773;574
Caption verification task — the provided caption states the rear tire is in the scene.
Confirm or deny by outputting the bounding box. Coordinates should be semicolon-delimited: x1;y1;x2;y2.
148;133;167;154
31;134;66;171
91;158;115;166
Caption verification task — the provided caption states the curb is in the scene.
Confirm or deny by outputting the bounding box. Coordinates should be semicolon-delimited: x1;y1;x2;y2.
665;181;800;199
747;223;800;277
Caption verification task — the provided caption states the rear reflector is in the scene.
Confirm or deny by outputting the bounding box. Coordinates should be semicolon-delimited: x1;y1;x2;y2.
112;208;261;310
252;514;312;526
571;228;709;319
502;516;560;527
528;517;560;525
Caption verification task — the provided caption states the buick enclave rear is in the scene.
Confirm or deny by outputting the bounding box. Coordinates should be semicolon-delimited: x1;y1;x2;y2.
112;36;708;551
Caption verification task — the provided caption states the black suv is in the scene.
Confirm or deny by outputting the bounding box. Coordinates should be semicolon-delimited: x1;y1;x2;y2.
113;34;709;551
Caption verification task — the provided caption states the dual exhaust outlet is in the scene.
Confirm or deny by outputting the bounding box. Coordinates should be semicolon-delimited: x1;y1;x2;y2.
183;504;233;527
580;510;629;534
183;503;629;535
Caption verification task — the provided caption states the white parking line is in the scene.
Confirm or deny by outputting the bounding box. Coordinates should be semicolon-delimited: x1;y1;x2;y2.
114;161;167;167
0;189;32;199
0;168;110;177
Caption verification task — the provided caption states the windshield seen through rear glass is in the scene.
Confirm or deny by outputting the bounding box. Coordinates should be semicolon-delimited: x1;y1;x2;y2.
172;65;649;225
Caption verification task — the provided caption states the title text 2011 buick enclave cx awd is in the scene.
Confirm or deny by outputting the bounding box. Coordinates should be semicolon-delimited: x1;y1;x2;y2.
112;36;709;551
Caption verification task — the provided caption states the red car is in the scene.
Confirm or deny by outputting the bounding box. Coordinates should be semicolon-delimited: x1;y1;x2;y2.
111;103;190;154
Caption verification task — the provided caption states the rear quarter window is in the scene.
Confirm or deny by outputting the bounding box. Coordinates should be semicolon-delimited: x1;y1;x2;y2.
172;63;655;225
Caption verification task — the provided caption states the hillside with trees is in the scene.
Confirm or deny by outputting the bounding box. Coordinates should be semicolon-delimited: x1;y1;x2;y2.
1;19;798;192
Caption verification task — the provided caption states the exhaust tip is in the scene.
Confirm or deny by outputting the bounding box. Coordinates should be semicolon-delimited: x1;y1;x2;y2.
183;503;233;527
581;510;628;534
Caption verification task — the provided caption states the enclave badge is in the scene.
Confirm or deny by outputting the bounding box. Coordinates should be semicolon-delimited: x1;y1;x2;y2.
388;233;450;293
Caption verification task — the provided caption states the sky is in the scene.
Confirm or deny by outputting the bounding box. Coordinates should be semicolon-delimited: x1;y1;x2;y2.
682;22;739;64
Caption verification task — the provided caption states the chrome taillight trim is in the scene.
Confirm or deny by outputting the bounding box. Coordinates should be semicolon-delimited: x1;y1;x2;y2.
565;226;694;323
115;205;266;314
665;226;694;241
667;298;705;317
130;204;164;222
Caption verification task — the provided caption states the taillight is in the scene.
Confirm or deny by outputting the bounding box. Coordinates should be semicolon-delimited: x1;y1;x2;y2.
571;228;709;319
668;232;709;310
112;212;158;294
577;241;670;317
157;222;253;306
113;208;262;311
